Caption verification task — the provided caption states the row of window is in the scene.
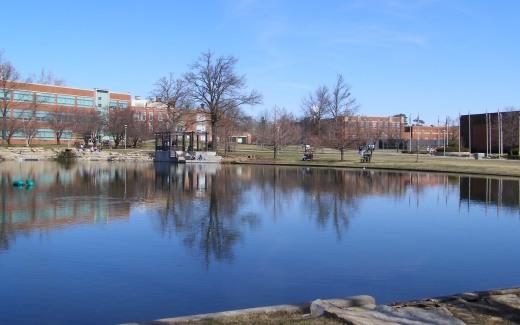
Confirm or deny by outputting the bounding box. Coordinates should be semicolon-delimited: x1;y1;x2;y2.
109;100;129;109
346;122;401;128
10;109;74;121
5;90;128;108
11;128;73;139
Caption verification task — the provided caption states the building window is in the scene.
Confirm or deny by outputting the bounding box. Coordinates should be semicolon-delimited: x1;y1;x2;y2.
36;93;56;104
98;103;102;108
62;130;73;140
0;89;11;100
118;101;128;109
13;131;25;139
12;109;33;119
77;97;94;107
35;111;50;121
109;100;118;109
98;97;102;100
36;128;55;139
13;91;33;102
57;95;75;106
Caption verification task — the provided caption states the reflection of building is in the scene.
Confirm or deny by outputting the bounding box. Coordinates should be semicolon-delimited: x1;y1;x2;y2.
1;81;131;145
460;176;520;209
0;162;159;249
460;111;520;153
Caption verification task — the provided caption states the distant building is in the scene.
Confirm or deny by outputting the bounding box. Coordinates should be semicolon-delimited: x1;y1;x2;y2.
130;96;212;141
229;132;252;144
341;114;406;148
401;124;458;151
460;111;520;154
1;81;130;145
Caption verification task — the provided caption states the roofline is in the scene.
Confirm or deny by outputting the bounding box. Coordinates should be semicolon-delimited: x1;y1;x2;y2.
5;80;131;96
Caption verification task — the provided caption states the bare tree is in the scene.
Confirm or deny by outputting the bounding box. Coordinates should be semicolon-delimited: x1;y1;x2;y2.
73;110;103;145
0;53;20;145
48;106;73;145
151;73;190;132
25;68;65;86
20;106;38;146
302;85;330;147
185;51;262;150
266;106;301;159
326;74;358;160
4;114;21;145
107;108;135;148
127;114;150;148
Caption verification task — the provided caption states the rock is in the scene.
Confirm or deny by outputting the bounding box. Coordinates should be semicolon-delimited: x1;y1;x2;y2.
310;295;376;317
459;292;480;302
328;305;465;325
486;294;520;309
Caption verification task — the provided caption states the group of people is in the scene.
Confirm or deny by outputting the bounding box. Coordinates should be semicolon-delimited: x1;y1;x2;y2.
358;144;375;156
78;144;101;153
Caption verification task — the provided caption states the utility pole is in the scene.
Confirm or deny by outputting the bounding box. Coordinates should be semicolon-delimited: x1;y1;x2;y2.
437;116;440;147
468;111;471;153
409;113;412;153
485;112;489;157
124;124;127;149
458;113;461;153
416;113;419;163
498;108;502;158
445;116;448;156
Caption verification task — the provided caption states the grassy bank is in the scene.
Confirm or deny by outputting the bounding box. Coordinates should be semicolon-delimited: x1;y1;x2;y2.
222;144;520;177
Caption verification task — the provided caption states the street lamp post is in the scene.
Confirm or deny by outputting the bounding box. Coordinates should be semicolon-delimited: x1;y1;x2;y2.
124;124;127;149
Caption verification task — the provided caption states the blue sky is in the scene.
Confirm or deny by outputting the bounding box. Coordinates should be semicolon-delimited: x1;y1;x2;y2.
2;0;519;123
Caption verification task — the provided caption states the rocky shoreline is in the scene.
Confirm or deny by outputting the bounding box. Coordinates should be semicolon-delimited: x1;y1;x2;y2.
0;147;154;162
124;287;520;324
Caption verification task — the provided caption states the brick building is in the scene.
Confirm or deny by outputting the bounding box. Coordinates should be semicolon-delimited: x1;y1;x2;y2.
341;115;406;148
460;111;520;154
402;124;458;151
0;82;212;146
131;97;212;141
1;81;130;145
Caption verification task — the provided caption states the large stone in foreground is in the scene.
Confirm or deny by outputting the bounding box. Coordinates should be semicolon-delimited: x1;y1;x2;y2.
311;298;464;325
310;295;376;317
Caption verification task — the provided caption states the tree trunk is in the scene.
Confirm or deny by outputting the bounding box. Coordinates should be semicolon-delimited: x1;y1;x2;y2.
56;134;61;146
340;148;344;161
211;121;218;152
2;114;6;146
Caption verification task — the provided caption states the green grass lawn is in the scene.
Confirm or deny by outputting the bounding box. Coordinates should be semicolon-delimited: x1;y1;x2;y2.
222;144;520;177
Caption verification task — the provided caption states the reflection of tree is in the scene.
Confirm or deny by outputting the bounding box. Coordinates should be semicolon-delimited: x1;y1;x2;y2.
1;162;473;259
155;166;259;267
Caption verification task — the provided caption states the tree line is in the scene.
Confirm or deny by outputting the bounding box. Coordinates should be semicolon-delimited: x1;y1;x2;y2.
1;49;458;154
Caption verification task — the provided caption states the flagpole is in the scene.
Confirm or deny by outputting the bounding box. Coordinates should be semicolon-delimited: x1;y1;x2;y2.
468;111;471;153
458;113;461;154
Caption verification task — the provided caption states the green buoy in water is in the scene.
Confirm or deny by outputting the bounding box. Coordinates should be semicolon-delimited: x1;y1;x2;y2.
12;180;25;187
26;180;34;187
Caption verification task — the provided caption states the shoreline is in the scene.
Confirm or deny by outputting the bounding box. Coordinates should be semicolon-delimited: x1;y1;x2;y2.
125;287;520;324
2;147;520;178
227;159;520;178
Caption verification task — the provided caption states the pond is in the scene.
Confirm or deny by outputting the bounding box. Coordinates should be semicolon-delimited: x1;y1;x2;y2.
1;162;520;324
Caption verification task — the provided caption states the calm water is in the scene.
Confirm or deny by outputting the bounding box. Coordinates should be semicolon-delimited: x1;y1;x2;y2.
1;162;520;324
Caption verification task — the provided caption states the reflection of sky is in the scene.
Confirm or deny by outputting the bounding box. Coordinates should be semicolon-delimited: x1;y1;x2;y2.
1;163;520;325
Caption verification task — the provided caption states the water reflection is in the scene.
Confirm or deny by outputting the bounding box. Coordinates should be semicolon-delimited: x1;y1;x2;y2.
1;162;520;258
154;163;259;266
